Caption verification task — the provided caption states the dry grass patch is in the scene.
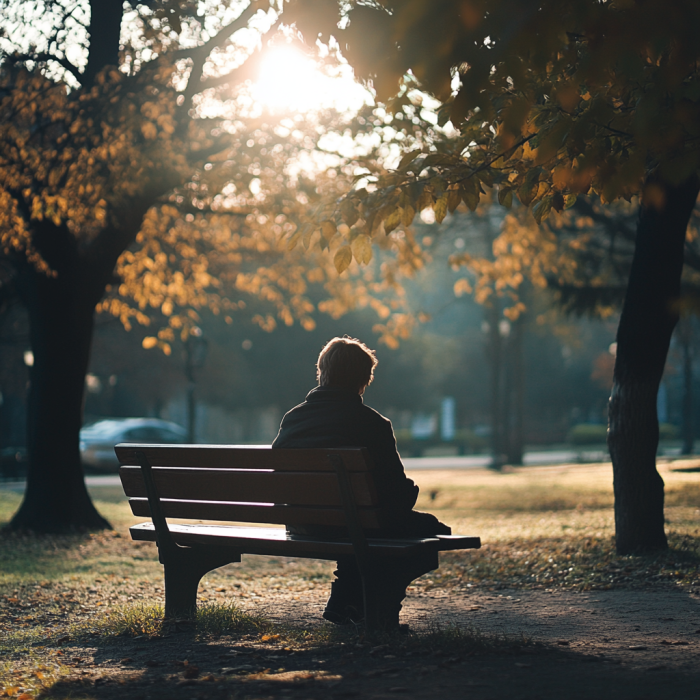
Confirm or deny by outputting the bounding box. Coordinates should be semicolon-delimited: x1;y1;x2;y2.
409;461;700;593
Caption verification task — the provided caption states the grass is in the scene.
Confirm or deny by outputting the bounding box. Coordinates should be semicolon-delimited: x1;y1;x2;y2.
0;654;68;700
91;601;269;638
407;461;700;593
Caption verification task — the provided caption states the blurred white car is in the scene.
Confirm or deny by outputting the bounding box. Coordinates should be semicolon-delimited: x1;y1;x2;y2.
80;418;187;472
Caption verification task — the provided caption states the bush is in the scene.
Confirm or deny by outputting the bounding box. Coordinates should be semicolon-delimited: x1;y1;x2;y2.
659;423;679;440
395;428;486;455
569;422;679;445
568;424;607;445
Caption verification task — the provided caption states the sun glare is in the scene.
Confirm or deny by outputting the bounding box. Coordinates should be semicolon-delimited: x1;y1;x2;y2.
251;45;369;114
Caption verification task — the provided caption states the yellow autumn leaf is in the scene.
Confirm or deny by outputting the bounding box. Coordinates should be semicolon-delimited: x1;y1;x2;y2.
352;234;372;265
433;193;449;223
340;198;359;226
321;220;337;241
334;245;352;274
447;188;462;213
141;122;157;139
383;206;402;234
142;336;158;349
454;278;473;296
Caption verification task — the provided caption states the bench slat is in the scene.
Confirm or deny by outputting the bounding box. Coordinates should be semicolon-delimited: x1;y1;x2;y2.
115;445;372;472
128;497;384;529
119;466;377;507
129;522;454;559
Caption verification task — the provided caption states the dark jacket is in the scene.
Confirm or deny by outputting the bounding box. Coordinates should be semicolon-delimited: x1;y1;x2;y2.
272;386;419;519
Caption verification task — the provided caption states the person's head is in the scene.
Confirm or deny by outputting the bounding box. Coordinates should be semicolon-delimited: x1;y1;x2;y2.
316;336;378;395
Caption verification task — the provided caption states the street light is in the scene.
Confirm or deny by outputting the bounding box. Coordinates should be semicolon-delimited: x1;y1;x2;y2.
184;328;208;443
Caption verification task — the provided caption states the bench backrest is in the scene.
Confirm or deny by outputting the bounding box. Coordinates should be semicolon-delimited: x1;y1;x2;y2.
116;444;385;529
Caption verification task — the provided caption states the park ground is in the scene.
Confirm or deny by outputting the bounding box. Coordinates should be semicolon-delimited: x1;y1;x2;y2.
1;460;700;700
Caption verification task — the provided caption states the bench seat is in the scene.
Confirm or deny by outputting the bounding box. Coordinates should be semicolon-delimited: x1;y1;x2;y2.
130;522;480;559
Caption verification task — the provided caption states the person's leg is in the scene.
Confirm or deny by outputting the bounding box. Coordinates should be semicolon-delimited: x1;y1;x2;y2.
370;511;451;629
323;512;451;628
323;556;364;624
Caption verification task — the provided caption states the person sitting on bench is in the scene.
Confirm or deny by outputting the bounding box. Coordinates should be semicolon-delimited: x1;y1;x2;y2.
272;336;451;629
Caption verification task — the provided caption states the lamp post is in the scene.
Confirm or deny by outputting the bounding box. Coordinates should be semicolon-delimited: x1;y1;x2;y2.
184;328;208;443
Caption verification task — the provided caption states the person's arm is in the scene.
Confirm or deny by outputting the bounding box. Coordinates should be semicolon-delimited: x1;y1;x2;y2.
369;416;419;515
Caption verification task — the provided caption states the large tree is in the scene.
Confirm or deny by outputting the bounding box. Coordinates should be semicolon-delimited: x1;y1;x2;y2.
0;0;419;532
286;0;700;553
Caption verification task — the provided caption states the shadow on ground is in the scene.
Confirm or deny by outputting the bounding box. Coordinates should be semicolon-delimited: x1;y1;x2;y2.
38;631;700;700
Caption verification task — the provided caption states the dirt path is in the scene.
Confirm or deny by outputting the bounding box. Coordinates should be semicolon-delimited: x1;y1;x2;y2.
249;584;700;669
5;582;700;700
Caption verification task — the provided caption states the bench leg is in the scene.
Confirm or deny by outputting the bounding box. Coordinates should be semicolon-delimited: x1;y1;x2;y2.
163;561;207;619
362;577;380;632
161;548;240;619
362;574;407;634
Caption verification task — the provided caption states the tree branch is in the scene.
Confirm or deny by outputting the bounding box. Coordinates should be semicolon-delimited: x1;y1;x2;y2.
180;2;261;102
186;133;235;163
175;2;260;62
4;51;83;83
195;52;263;92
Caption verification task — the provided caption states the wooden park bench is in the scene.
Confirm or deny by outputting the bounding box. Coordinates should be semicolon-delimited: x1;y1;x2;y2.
116;444;481;630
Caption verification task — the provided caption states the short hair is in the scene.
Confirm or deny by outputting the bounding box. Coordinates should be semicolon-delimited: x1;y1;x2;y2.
317;336;378;392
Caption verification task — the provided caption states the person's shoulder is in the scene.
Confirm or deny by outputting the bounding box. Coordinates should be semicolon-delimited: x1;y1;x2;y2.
360;403;393;430
280;400;308;418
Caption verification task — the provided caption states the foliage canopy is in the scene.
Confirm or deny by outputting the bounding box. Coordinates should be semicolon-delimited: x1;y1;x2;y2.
287;0;700;241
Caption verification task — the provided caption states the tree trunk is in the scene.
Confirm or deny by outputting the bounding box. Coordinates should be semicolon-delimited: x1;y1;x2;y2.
8;224;110;532
679;318;694;455
83;0;124;86
486;301;505;470
608;174;700;555
506;313;525;465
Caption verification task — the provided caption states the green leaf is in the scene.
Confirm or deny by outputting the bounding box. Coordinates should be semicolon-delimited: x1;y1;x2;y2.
334;245;352;274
